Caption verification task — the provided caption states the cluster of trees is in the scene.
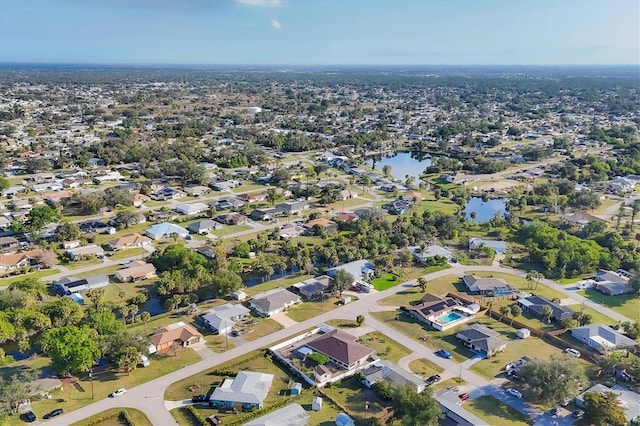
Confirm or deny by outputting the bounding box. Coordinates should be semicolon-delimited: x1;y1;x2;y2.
520;221;620;278
68;187;133;214
519;354;587;404
152;244;242;300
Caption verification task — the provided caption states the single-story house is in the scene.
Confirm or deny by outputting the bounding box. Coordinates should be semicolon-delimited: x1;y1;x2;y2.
291;275;332;300
306;328;374;370
561;210;605;229
275;201;309;214
244;403;309;426
0;249;45;276
150;187;185;201
149;322;203;354
304;218;338;234
571;323;637;353
132;193;151;207
66;244;104;260
0;216;11;230
594;269;633;296
407;293;477;331
606;177;635;194
212;197;245;210
188;219;222;234
184;185;210;197
238;192;266;203
462;275;517;296
517;295;574;322
409;244;453;262
249;288;301;317
456;323;507;358
216;213;248;225
107;233;152;250
211;180;240;192
209;371;274;410
0;236;20;251
114;261;157;282
175;202;209;215
201;303;251;335
145;222;188;240
468;237;507;253
279;224;304;239
335;212;359;223
196;246;216;260
327;259;375;283
361;360;426;393
250;208;276;221
575;384;640;423
53;274;109;295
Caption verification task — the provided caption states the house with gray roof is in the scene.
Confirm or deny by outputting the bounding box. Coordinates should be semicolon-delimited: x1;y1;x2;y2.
249;288;301;317
209;371;274;410
517;295;574;322
361;360;426;393
408;244;453;262
327;259;374;283
462;275;517;296
291;275;331;300
53;274;109;295
456;323;507;358
594;269;632;296
201;303;250;335
187;219;222;235
571;323;637;353
244;403;309;426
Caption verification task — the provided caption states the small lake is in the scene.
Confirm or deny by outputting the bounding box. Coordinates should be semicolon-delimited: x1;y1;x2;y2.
245;266;301;287
365;152;432;181
143;297;166;316
464;197;507;222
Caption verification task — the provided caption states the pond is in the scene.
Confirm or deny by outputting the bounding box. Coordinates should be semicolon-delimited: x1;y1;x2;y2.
244;266;301;287
142;297;166;316
365;152;432;181
464;197;507;223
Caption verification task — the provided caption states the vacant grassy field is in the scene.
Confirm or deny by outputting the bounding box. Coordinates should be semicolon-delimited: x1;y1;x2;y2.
240;317;283;341
170;407;199;426
108;247;147;260
372;273;403;291
466;396;530;426
65;258;104;270
577;289;640;320
322;377;387;422
211;224;252;237
408;358;444;378
379;286;425;307
0;268;61;286
75;264;123;279
69;408;152;426
359;331;411;364
286;297;343;322
243;273;314;297
324;319;359;328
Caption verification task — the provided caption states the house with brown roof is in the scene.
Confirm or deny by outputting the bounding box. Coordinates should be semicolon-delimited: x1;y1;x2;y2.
149;322;202;354
107;233;152;251
304;218;338;234
334;212;358;223
0;249;45;276
402;191;423;201
237;192;266;203
306;329;374;370
132;193;150;207
0;236;20;251
114;261;157;282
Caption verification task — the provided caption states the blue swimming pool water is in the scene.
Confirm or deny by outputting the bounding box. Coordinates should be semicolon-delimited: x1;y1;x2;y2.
438;312;463;324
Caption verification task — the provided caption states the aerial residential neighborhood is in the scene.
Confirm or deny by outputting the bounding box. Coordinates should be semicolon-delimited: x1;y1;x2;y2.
0;2;639;425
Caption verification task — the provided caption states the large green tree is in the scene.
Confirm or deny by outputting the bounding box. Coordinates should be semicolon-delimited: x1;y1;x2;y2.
0;370;37;417
519;355;587;404
391;384;443;426
53;221;81;242
28;205;58;230
583;391;627;426
333;269;355;296
40;325;101;376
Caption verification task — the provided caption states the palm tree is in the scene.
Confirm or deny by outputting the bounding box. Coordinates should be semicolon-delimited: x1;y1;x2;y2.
631;200;640;229
499;305;510;322
509;305;522;327
541;305;553;325
140;311;151;331
486;300;494;318
120;305;130;324
417;277;427;292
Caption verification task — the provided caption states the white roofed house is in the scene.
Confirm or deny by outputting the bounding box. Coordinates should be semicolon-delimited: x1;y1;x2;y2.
209;371;274;411
606;177;635;195
66;244;104;260
249;288;301;317
244;403;309;426
571;323;637;354
145;222;188;240
201;303;250;335
175;202;209;215
361;360;426;393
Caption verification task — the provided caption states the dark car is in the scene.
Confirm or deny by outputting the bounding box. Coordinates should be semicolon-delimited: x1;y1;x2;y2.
458;393;470;401
548;407;559;416
192;394;209;402
43;408;64;419
426;375;441;385
572;410;584;419
22;411;37;423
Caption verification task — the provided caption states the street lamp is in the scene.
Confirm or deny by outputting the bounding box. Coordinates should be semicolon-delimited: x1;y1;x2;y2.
365;400;369;421
89;368;94;400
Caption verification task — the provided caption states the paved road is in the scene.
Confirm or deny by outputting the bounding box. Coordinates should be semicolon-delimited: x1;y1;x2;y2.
50;261;632;425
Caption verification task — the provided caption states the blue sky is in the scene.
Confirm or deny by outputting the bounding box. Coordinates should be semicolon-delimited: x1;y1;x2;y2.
0;0;638;65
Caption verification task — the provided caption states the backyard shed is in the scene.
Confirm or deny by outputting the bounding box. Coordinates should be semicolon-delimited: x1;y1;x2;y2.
291;382;302;395
516;328;530;339
312;396;323;411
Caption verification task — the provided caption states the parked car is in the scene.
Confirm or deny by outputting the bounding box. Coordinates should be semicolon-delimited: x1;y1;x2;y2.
548;407;559;416
572;410;584;419
109;388;127;398
458;393;470;402
43;408;64;419
192;394;209;402
426;375;441;385
206;415;222;425
564;348;581;358
22;411;37;423
436;349;452;359
506;389;522;398
560;397;572;407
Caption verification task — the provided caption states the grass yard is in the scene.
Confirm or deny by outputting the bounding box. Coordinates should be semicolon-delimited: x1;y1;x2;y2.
64;258;104;270
108;247;147;261
285;297;342;322
91;223;151;246
299;392;341;426
465;396;531;426
170;407;199;426
359;331;411;364
10;350;200;423
379;286;424;307
372;273;403;291
577;289;640;321
211;224;252;237
324;319;360;328
243;274;314;297
408;358;445;378
322;377;387;422
75;264;123;279
240;317;283;341
0;268;61;286
69;408;152;426
205;334;235;352
231;184;267;193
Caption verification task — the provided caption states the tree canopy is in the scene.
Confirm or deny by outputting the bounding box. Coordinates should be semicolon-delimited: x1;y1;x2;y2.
518;354;587;404
40;325;101;375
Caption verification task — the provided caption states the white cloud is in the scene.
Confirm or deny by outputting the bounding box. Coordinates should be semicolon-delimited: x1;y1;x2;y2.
234;0;282;7
270;19;282;30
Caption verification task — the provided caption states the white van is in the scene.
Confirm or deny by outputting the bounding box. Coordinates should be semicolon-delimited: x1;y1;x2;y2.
564;348;581;358
138;354;150;367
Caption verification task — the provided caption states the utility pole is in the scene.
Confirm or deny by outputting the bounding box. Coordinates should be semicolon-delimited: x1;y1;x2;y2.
89;368;94;400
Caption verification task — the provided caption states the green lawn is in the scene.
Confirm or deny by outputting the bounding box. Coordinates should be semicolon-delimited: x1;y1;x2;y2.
170;407;200;426
211;224;253;238
0;268;61;286
239;317;283;341
359;331;411;364
577;289;640;321
324;319;360;328
64;258;104;270
285;297;342;322
408;358;445;377
205;334;235;352
322;377;387;422
108;247;147;260
243;274;314;297
75;264;123;279
8;350;200;423
69;408;152;426
91;223;151;246
466;396;531;426
231;184;267;193
379;286;425;307
372;273;403;291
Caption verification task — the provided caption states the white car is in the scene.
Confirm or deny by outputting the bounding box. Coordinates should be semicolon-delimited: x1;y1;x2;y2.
110;388;127;398
506;389;522;399
564;348;581;358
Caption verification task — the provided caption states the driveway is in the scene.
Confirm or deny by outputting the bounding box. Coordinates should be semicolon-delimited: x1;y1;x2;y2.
270;312;298;328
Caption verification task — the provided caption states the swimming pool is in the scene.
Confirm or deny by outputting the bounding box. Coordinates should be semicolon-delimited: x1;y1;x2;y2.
437;312;463;324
